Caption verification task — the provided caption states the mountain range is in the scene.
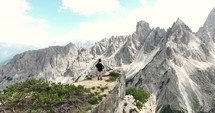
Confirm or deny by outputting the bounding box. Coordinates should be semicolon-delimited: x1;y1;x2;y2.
0;7;215;113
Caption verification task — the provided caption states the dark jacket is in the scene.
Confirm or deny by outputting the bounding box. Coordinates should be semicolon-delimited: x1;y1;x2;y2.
96;62;104;72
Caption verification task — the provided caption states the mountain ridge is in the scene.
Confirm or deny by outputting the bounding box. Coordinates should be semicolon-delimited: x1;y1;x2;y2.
127;7;215;113
1;7;215;113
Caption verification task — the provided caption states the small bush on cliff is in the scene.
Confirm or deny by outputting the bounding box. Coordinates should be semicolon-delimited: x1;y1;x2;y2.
126;87;150;109
106;72;121;82
100;86;108;92
126;87;150;103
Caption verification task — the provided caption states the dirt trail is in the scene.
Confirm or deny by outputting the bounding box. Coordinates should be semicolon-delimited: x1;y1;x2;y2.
72;75;116;95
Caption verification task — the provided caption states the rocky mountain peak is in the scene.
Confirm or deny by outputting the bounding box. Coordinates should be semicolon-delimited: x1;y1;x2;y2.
136;20;149;27
205;7;215;27
136;20;151;33
166;18;193;46
197;7;215;43
171;18;192;32
66;42;76;47
134;20;152;43
175;18;184;25
64;42;77;50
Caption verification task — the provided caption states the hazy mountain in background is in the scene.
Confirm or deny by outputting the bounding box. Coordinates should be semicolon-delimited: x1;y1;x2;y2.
0;43;38;66
0;7;215;113
74;41;95;47
0;42;95;66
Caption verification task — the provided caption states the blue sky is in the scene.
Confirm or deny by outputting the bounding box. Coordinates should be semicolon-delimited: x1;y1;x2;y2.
27;0;92;32
0;0;214;47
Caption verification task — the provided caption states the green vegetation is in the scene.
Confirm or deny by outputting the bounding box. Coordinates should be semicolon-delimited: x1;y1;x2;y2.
136;101;143;109
129;108;138;113
159;105;185;113
0;78;103;113
126;87;150;103
99;86;108;92
106;71;121;82
88;93;99;105
126;87;150;109
192;99;202;112
103;94;107;97
91;86;96;90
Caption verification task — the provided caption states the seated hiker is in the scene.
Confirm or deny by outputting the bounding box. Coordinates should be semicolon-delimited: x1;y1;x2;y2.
95;58;104;80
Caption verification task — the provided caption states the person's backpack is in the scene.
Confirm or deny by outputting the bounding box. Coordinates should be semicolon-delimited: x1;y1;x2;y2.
96;62;104;71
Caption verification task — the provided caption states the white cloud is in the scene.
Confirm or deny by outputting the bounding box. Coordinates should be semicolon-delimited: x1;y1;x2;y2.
0;0;52;47
1;0;214;47
59;0;123;16
65;0;215;42
65;15;140;42
136;0;215;32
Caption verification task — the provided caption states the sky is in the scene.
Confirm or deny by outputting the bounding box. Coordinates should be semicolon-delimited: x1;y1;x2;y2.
0;0;214;47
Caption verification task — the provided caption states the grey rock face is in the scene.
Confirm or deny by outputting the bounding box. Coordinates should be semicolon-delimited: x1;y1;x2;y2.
197;7;215;44
0;43;79;89
0;33;138;89
127;8;215;113
91;71;125;113
1;7;215;113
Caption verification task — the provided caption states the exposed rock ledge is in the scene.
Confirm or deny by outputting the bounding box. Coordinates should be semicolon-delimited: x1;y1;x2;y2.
90;73;125;113
73;70;126;113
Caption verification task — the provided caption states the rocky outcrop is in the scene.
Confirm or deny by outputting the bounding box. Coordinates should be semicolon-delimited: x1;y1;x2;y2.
91;72;125;113
197;7;215;43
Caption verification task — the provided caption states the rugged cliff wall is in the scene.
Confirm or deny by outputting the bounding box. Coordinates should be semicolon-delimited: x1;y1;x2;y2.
91;73;125;113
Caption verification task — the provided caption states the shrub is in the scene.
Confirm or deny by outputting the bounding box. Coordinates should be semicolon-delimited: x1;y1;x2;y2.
106;72;121;82
98;95;103;101
126;87;150;104
103;94;107;97
0;78;101;112
88;96;99;105
92;86;96;90
100;86;108;92
129;108;138;113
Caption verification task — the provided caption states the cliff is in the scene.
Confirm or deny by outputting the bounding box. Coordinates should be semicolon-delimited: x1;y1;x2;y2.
90;71;125;113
